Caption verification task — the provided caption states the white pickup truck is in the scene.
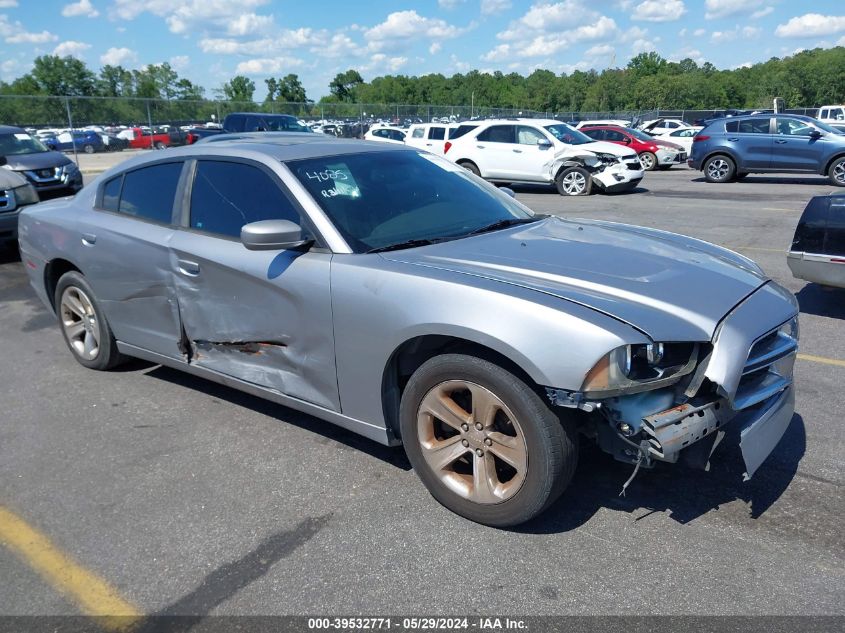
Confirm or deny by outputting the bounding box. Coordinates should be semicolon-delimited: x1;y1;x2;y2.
817;105;845;124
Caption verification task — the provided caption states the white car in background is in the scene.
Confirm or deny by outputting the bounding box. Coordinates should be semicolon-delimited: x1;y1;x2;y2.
364;126;406;145
575;119;631;129
817;105;845;125
444;118;644;196
639;118;692;136
404;122;451;154
655;126;703;155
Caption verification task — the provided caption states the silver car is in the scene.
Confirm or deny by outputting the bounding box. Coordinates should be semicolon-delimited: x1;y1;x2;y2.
18;136;799;527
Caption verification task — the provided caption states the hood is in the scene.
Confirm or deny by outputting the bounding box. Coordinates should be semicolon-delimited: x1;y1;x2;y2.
4;150;72;171
382;217;768;341
583;140;638;160
0;166;29;189
652;138;683;150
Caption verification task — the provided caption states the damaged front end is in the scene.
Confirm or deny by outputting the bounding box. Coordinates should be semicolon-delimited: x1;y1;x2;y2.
547;286;799;486
545;148;644;193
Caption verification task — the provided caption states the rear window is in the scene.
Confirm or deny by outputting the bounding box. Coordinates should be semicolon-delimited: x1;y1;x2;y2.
428;127;446;140
448;124;477;140
412;127;424;138
117;162;182;224
101;175;121;212
477;125;515;143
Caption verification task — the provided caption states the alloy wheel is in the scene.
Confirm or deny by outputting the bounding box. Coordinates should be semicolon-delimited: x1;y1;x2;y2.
561;171;587;195
60;286;101;361
416;380;527;504
707;158;730;181
639;153;655;170
833;162;845;185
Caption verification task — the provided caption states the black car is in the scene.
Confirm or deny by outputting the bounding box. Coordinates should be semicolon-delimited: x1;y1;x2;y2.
0;125;82;198
787;194;845;289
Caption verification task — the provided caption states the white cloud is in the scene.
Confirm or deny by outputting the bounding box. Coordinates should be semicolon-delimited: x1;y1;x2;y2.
839;34;845;46
312;32;366;59
235;56;303;74
751;7;774;19
631;38;658;54
365;10;469;51
668;47;705;64
6;30;58;44
481;0;512;16
775;14;845;38
704;0;767;20
169;55;190;70
199;29;322;55
694;28;706;37
62;0;99;18
0;0;18;7
585;43;614;57
632;0;685;23
53;40;92;58
429;41;442;54
438;0;464;8
226;13;274;36
711;25;761;43
100;46;137;66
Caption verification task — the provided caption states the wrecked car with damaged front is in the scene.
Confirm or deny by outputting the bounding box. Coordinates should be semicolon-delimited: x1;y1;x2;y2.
17;137;798;527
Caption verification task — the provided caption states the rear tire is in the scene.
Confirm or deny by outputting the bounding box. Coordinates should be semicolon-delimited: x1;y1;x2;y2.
82;144;94;154
555;166;592;196
399;354;578;527
458;161;480;177
154;141;166;150
703;155;736;183
828;156;845;187
54;271;126;371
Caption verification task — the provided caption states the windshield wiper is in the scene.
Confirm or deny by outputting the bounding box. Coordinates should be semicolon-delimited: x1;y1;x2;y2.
466;216;544;236
366;237;455;254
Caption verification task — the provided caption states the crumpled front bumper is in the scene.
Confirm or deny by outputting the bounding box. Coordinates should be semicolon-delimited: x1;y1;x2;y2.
592;162;644;191
656;148;686;165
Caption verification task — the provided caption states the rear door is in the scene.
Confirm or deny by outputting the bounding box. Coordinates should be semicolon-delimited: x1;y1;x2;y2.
169;158;340;410
423;125;447;154
728;118;773;169
78;161;187;358
472;125;517;179
772;117;825;172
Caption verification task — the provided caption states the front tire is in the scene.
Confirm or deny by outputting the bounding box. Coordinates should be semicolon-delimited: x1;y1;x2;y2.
399;354;578;527
703;155;736;183
828;156;845;187
82;144;94;154
555;166;592;196
54;271;126;371
154;141;167;150
639;151;657;171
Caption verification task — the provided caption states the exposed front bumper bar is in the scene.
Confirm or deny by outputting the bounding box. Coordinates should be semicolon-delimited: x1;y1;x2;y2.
738;386;795;480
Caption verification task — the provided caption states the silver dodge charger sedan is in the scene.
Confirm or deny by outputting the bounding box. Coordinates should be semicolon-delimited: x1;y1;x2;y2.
18;135;799;527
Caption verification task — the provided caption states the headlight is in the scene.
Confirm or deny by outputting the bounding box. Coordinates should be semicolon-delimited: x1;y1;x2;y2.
582;342;699;396
13;184;39;206
779;315;799;341
594;152;620;165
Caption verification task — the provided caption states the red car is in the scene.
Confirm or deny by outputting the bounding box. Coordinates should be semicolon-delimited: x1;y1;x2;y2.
117;127;172;150
580;125;686;171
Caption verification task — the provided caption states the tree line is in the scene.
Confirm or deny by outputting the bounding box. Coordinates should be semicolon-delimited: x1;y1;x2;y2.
0;47;843;127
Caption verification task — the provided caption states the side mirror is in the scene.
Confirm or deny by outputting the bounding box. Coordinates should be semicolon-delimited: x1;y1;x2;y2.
809;129;823;139
537;138;552;148
241;219;309;251
621;137;632;143
0;155;6;167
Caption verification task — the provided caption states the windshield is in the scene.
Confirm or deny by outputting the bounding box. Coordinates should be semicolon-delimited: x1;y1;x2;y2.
264;116;311;132
544;124;592;145
288;151;536;253
625;127;657;142
0;133;50;155
813;119;845;135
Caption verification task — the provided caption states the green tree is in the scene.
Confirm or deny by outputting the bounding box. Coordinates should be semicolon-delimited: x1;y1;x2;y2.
277;74;308;103
329;69;363;102
29;55;96;96
222;75;255;102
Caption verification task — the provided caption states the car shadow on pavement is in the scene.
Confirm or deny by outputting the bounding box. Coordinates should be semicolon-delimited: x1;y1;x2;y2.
143;365;413;470
689;175;832;185
520;413;806;534
795;283;845;319
0;242;21;264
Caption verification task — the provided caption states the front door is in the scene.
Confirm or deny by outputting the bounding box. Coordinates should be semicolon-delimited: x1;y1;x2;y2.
170;159;340;411
508;125;556;182
771;117;825;172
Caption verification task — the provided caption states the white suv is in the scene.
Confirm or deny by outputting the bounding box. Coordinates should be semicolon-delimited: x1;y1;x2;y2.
404;123;450;154
444;119;643;195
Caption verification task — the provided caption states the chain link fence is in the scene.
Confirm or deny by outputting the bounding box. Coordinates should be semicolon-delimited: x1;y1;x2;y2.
0;94;824;132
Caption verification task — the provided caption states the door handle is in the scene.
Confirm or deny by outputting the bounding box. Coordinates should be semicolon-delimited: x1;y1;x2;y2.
727;138;739;142
775;139;788;144
81;233;96;245
476;145;485;149
425;143;433;146
177;259;200;276
512;149;523;153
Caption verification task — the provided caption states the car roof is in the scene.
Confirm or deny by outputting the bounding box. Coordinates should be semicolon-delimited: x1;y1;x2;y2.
0;125;26;134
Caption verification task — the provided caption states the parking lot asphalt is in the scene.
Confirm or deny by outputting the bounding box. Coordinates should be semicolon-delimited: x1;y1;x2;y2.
0;168;843;619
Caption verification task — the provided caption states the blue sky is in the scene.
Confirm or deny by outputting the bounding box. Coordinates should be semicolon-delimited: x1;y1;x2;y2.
1;0;844;100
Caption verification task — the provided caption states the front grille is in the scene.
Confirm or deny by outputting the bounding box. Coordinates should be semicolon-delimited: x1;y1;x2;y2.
0;190;13;213
733;323;797;410
626;160;641;170
36;168;55;178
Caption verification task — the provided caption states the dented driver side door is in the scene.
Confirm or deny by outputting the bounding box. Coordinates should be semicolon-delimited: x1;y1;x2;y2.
169;158;340;411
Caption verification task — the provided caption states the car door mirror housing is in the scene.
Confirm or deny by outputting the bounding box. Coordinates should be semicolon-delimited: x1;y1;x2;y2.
537;138;552;148
0;155;6;167
809;129;823;139
241;219;309;251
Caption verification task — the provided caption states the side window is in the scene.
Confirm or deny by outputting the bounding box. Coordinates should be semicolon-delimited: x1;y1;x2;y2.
820;109;829;119
604;129;626;142
582;129;604;140
412;127;425;139
118;162;182;224
517;126;546;145
190;161;300;239
738;118;770;134
477;125;515;143
428;127;446;140
666;121;679;129
725;120;739;133
101;175;121;212
391;130;405;141
776;117;813;136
